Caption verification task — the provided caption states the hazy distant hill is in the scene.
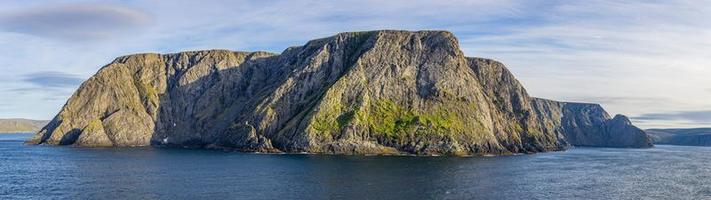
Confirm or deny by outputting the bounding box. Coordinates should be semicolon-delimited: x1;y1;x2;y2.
0;119;49;133
647;128;711;146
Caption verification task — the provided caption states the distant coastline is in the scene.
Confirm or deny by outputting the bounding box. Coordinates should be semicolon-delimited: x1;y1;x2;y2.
0;119;48;133
647;128;711;146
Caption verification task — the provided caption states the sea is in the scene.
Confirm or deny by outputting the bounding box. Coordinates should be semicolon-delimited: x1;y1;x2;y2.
1;133;710;200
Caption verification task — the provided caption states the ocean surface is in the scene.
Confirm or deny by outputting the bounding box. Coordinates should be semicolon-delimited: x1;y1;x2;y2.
1;133;710;200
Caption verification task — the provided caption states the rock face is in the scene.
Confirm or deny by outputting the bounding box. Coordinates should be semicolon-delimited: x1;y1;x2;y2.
530;99;652;148
0;119;48;133
647;128;711;146
29;30;652;155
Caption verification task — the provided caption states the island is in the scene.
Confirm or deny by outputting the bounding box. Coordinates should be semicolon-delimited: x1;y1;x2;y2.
28;30;652;156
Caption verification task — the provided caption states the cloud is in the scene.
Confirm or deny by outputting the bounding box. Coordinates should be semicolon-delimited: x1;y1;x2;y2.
633;110;711;124
121;0;526;52
564;96;674;106
40;96;67;101
22;71;83;88
0;0;709;125
0;3;152;41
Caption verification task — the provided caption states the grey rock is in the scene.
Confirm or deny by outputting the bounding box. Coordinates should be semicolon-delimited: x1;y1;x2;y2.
28;30;652;155
531;98;652;148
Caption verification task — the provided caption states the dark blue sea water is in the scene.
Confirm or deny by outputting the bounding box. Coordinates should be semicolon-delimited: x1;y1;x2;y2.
1;133;710;200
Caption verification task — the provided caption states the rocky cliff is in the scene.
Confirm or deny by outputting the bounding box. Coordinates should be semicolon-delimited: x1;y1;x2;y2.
530;99;652;148
0;119;48;133
647;128;711;146
28;30;652;155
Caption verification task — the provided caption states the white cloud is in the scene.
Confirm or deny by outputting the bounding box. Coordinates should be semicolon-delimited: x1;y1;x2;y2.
0;3;152;41
460;0;711;128
0;0;708;128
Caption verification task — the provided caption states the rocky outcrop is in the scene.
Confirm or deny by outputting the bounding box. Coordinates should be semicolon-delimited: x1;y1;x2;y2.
28;30;651;155
647;128;711;146
469;58;652;148
0;119;48;133
530;99;652;148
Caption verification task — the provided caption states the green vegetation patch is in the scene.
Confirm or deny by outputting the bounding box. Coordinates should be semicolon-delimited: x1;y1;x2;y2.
137;81;158;104
83;119;104;133
309;94;483;142
365;99;468;140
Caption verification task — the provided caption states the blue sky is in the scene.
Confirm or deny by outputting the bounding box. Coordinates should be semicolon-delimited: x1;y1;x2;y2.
0;0;709;128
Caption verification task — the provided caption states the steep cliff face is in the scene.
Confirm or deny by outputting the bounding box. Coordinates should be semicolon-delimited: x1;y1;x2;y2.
530;98;652;148
29;30;651;155
466;58;567;152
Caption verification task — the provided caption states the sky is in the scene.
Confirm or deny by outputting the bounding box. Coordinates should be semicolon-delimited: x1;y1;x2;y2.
0;0;709;128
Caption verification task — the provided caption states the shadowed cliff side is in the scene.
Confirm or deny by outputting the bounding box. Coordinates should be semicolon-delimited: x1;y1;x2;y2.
530;98;652;148
28;30;652;155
